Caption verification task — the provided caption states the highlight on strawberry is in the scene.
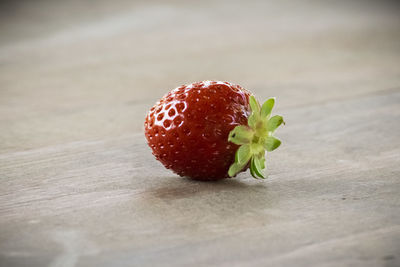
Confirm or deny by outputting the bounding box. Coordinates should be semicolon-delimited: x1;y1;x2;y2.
144;81;284;181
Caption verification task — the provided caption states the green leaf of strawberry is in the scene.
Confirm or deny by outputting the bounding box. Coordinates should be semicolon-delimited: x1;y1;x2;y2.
228;96;284;179
237;144;252;164
263;136;281;152
261;97;275;118
268;115;285;132
253;156;265;179
228;126;253;145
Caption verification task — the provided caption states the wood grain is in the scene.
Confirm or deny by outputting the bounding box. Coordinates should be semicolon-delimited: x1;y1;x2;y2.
1;1;400;266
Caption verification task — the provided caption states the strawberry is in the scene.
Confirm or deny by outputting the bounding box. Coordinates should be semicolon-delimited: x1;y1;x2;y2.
144;81;284;181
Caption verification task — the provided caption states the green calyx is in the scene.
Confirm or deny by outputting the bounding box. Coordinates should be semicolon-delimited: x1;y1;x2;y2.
228;96;284;179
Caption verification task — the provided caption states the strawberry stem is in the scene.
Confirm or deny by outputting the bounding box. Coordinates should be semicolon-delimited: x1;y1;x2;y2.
228;96;284;179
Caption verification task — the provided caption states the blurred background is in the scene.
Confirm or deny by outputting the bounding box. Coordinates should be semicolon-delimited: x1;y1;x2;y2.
1;1;400;266
1;0;399;152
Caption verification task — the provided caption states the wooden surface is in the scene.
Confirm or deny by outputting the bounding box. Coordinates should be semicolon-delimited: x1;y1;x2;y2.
1;1;400;266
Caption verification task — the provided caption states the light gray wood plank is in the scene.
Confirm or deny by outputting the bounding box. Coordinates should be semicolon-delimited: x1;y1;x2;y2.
1;90;399;267
1;0;399;266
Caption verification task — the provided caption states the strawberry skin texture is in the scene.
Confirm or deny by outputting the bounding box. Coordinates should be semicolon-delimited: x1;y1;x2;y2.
144;81;252;180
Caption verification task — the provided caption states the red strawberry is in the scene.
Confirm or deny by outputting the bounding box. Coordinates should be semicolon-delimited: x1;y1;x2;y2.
144;81;284;181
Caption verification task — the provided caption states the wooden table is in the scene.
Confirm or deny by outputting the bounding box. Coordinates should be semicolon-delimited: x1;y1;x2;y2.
1;1;399;266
